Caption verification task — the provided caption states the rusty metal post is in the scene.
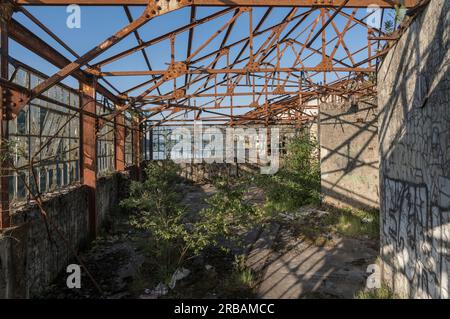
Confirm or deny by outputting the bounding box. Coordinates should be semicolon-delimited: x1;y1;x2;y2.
0;4;12;229
148;126;153;161
80;78;97;238
132;114;142;179
115;111;125;171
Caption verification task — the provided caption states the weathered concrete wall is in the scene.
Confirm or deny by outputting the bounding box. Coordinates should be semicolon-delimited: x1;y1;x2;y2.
378;0;450;298
320;98;379;210
97;173;124;234
0;186;89;298
178;162;240;183
0;172;130;298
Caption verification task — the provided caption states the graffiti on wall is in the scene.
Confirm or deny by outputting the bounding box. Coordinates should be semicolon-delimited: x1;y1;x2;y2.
380;104;450;299
382;177;450;298
377;0;450;299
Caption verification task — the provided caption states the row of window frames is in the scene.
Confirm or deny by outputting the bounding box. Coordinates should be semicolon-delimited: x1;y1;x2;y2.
8;161;80;201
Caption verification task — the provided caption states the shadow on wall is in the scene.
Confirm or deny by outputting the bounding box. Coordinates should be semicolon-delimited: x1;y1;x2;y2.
377;0;450;299
320;98;379;211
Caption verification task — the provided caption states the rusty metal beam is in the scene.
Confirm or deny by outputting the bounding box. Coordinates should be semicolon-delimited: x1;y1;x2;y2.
143;90;311;101
15;0;419;8
132;115;141;171
80;79;97;238
305;0;349;48
142;103;281;112
16;0;194;113
22;4;155;110
99;66;374;77
95;7;235;68
17;6;124;97
0;12;10;229
115;112;126;171
7;19;119;105
184;5;196;89
123;5;161;96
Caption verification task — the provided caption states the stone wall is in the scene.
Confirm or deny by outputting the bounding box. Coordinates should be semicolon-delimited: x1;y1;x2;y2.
0;172;130;298
378;0;450;298
320;98;379;210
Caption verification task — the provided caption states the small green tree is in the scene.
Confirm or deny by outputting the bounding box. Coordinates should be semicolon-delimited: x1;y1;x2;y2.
121;161;213;282
256;132;321;212
121;161;270;283
199;177;266;248
384;4;406;34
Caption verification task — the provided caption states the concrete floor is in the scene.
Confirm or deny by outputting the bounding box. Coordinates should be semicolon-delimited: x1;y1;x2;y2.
41;183;379;299
182;183;379;299
247;223;378;299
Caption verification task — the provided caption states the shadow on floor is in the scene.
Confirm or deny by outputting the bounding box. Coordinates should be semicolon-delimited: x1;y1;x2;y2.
248;221;378;299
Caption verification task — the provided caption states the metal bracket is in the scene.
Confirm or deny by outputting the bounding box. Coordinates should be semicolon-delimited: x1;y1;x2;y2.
173;89;186;99
316;57;333;72
249;101;259;108
312;0;334;6
273;85;286;95
245;60;260;73
1;87;28;120
146;0;193;18
163;61;188;80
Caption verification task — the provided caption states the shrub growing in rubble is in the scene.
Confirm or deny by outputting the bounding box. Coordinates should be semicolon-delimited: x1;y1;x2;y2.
120;161;213;282
199;177;266;248
120;161;266;284
256;132;321;212
120;161;268;284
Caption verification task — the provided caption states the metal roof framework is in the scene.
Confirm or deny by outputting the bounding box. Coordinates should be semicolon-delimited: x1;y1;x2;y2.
0;0;419;229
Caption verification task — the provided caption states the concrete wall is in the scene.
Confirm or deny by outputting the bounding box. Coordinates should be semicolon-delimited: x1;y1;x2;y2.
177;160;289;183
96;173;129;234
0;172;130;298
178;162;240;183
0;186;90;298
378;0;450;298
320;98;379;210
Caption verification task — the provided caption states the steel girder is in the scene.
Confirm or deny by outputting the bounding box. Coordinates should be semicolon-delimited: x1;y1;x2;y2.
1;0;422;125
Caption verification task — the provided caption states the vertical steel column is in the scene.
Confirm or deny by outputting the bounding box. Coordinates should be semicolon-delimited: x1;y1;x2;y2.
132;115;141;179
115;112;125;171
149;127;153;161
80;78;97;238
0;13;10;229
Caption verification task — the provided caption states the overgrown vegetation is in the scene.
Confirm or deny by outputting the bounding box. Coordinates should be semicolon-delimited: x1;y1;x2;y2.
120;161;214;283
199;176;268;248
121;161;267;287
290;206;379;246
254;132;320;213
119;132;379;298
248;132;379;244
332;208;379;240
354;284;398;299
383;4;407;34
222;254;256;295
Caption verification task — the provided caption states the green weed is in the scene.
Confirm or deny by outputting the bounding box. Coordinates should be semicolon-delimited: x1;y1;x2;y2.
354;284;398;299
